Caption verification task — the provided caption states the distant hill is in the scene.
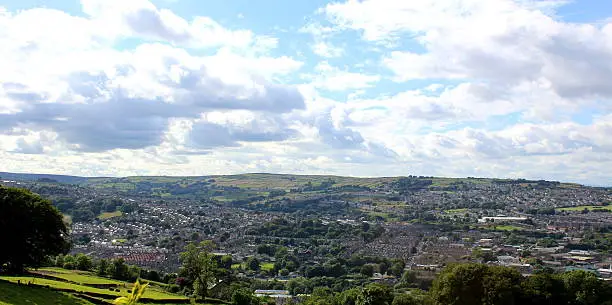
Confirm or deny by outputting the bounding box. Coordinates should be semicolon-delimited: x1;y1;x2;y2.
0;172;93;184
1;171;605;191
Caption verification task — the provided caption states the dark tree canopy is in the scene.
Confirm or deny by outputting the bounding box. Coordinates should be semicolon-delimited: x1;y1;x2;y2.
0;186;70;272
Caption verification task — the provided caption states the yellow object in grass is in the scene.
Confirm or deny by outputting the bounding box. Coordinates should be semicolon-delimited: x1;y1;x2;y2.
113;280;148;305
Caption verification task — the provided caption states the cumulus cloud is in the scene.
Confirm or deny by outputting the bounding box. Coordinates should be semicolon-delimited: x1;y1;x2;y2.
303;61;380;91
0;0;611;185
0;3;305;153
186;112;299;151
13;138;44;154
80;0;256;49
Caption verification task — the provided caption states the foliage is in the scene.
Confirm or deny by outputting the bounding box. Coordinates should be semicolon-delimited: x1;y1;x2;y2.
356;283;394;305
430;263;522;305
232;288;261;305
392;292;429;305
113;279;149;305
429;264;612;305
179;241;218;299
0;186;70;273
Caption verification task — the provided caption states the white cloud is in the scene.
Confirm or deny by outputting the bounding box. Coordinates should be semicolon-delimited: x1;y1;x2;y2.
0;0;611;185
303;61;380;91
0;3;305;154
312;41;344;58
80;0;262;49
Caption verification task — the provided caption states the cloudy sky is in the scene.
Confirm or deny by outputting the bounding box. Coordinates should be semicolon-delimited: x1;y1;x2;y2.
0;0;611;185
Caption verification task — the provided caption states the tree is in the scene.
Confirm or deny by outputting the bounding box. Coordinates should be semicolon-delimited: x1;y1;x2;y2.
357;283;393;305
400;270;418;287
0;186;70;273
246;257;260;271
520;272;567;305
54;255;65;267
360;264;376;277
109;258;129;280
430;264;522;305
220;255;233;270
561;270;611;305
97;259;109;276
305;287;336;305
180;241;217;299
392;293;425;305
128;265;141;281
232;288;260;305
338;288;360;305
389;261;405;277
63;255;76;270
75;253;93;271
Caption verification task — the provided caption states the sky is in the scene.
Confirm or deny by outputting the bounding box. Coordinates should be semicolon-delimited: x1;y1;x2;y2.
0;0;611;185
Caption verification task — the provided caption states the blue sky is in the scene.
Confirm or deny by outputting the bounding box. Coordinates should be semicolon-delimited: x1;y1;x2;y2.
0;0;611;185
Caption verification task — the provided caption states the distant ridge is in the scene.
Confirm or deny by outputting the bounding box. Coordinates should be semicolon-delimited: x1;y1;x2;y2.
0;172;95;184
0;171;608;188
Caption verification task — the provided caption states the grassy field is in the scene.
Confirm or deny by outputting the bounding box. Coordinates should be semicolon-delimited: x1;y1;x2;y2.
98;210;123;220
0;280;93;305
0;279;221;305
260;263;275;272
444;208;468;214
0;268;187;302
33;268;124;285
489;225;524;231
556;205;612;212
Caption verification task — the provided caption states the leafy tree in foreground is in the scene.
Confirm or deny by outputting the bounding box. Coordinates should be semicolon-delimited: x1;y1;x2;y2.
561;270;612;305
0;186;69;273
430;263;522;305
180;240;217;299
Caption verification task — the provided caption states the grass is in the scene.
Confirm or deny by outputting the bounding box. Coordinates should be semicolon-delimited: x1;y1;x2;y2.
1;276;123;295
0;268;225;305
0;276;184;300
444;208;468;214
0;280;93;305
33;268;123;285
98;210;123;220
489;225;524;231
260;263;275;272
556;205;612;212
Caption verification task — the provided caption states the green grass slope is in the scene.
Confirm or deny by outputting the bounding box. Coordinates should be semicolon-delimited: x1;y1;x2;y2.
0;268;227;305
0;280;93;305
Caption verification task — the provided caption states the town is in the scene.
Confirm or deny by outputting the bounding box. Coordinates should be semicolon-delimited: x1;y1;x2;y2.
2;172;611;303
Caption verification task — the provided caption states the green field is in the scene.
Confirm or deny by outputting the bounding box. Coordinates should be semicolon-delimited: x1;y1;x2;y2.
33;268;125;285
260;263;275;272
490;225;524;231
98;210;123;220
0;280;93;305
0;267;233;304
556;205;612;212
444;208;468;214
0;268;193;304
0;276;182;299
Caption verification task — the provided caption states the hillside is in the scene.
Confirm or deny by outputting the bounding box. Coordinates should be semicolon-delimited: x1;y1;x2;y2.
0;280;93;305
0;268;223;305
